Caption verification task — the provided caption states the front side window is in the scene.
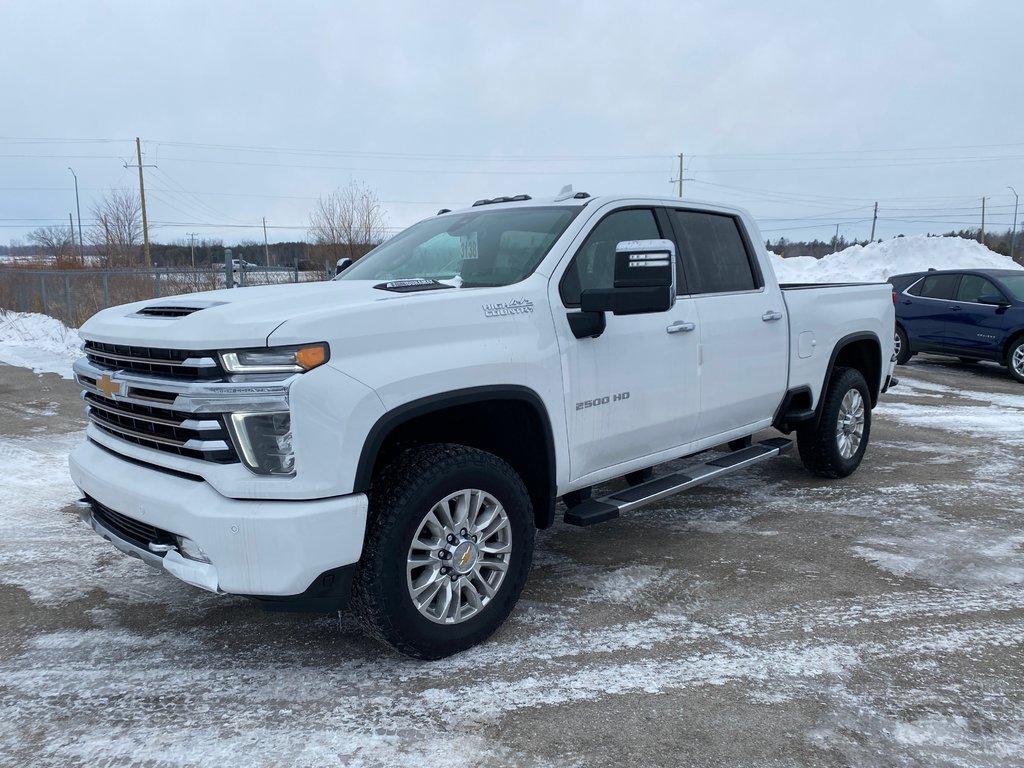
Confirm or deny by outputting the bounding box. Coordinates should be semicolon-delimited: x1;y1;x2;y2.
560;208;661;305
339;206;580;287
909;274;960;300
956;275;1002;303
999;275;1024;302
672;210;759;295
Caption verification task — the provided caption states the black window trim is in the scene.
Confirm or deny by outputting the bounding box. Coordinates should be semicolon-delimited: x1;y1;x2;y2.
665;206;765;297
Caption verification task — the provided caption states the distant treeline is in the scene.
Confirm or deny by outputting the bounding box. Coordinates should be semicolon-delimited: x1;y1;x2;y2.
769;228;1023;266
0;239;377;270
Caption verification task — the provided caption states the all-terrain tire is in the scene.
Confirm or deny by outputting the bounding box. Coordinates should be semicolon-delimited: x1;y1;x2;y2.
797;367;872;478
352;443;534;659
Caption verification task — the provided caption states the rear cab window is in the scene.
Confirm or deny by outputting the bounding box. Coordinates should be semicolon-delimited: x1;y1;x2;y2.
670;210;762;295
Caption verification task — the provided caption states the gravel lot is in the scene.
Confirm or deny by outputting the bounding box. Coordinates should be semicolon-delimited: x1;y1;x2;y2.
1;357;1022;767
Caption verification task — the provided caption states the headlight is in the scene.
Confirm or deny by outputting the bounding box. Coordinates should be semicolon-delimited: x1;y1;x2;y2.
220;343;329;376
228;411;295;475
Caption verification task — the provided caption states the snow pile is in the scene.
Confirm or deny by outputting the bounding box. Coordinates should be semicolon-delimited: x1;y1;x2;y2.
0;311;81;379
771;235;1023;284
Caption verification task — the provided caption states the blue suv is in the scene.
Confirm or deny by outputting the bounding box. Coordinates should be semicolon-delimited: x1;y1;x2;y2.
889;268;1024;383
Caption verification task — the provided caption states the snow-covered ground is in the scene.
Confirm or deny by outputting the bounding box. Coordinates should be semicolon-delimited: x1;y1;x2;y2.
1;236;1023;766
0;310;81;378
2;361;1022;766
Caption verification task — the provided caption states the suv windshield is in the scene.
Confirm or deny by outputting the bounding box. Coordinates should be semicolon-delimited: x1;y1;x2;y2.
337;206;580;287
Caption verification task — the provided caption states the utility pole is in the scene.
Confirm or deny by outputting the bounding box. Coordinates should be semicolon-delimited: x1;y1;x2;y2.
677;153;684;197
124;137;155;266
69;213;75;258
263;217;270;265
980;197;986;245
1008;187;1019;261
833;223;840;252
188;232;198;270
67;167;84;261
869;202;878;242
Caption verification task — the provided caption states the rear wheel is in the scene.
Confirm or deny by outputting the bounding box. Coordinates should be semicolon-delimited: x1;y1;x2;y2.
797;367;872;478
1008;338;1024;383
352;444;534;659
894;325;912;365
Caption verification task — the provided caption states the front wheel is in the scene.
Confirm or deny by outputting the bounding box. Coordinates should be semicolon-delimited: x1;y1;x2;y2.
352;444;534;659
1008;338;1024;383
797;367;872;478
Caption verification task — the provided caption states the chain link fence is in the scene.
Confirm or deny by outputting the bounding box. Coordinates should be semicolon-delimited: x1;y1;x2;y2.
0;265;321;328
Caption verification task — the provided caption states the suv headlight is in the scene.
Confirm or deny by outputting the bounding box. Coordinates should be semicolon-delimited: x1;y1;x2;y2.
220;343;329;377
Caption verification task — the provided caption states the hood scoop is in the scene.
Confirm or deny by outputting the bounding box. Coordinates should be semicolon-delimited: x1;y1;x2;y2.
134;301;226;318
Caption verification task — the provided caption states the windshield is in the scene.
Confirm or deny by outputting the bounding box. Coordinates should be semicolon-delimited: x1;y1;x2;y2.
999;274;1024;301
337;206;581;287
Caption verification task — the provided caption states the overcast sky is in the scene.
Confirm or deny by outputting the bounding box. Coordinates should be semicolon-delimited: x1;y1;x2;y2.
2;0;1022;249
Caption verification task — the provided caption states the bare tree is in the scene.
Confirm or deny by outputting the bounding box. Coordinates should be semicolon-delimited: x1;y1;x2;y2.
308;181;389;269
89;188;143;267
28;225;77;266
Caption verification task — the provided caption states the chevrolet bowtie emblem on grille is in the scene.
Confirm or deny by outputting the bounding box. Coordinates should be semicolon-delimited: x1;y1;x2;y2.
96;374;123;399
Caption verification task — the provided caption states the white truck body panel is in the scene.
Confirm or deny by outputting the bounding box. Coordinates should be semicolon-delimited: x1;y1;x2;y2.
68;193;896;601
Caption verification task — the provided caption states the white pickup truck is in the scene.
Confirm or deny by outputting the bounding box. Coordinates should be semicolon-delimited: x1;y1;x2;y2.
69;192;896;658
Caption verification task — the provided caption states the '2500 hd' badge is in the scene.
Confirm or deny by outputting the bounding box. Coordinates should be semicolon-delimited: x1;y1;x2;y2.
482;298;534;318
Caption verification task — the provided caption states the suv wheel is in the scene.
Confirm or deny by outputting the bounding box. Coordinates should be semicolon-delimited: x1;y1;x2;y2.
1008;338;1024;383
894;325;912;365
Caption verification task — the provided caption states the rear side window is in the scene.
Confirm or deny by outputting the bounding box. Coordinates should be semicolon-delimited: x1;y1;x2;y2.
909;274;960;299
560;208;661;306
672;210;759;294
956;275;1002;303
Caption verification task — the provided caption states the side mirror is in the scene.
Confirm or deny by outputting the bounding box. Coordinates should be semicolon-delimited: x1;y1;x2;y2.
336;257;353;275
977;294;1010;307
580;239;676;315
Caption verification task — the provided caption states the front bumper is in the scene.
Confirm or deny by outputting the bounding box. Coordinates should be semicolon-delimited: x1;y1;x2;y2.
69;439;368;597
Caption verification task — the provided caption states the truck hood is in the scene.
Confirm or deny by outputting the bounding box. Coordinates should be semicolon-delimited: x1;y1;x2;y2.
78;280;420;348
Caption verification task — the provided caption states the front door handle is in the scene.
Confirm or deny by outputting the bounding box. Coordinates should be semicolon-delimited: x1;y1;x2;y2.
667;321;696;334
762;310;784;322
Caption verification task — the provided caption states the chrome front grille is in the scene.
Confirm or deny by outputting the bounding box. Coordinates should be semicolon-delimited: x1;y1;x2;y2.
84;391;236;463
75;349;291;469
83;340;222;380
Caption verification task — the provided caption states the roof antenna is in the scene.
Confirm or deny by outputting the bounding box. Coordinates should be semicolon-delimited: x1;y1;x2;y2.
554;184;573;202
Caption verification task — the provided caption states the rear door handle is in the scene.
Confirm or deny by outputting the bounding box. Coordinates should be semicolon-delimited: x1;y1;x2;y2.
667;321;696;334
762;310;784;322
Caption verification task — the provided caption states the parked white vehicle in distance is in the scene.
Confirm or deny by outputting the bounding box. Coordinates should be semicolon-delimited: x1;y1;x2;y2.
69;190;897;659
